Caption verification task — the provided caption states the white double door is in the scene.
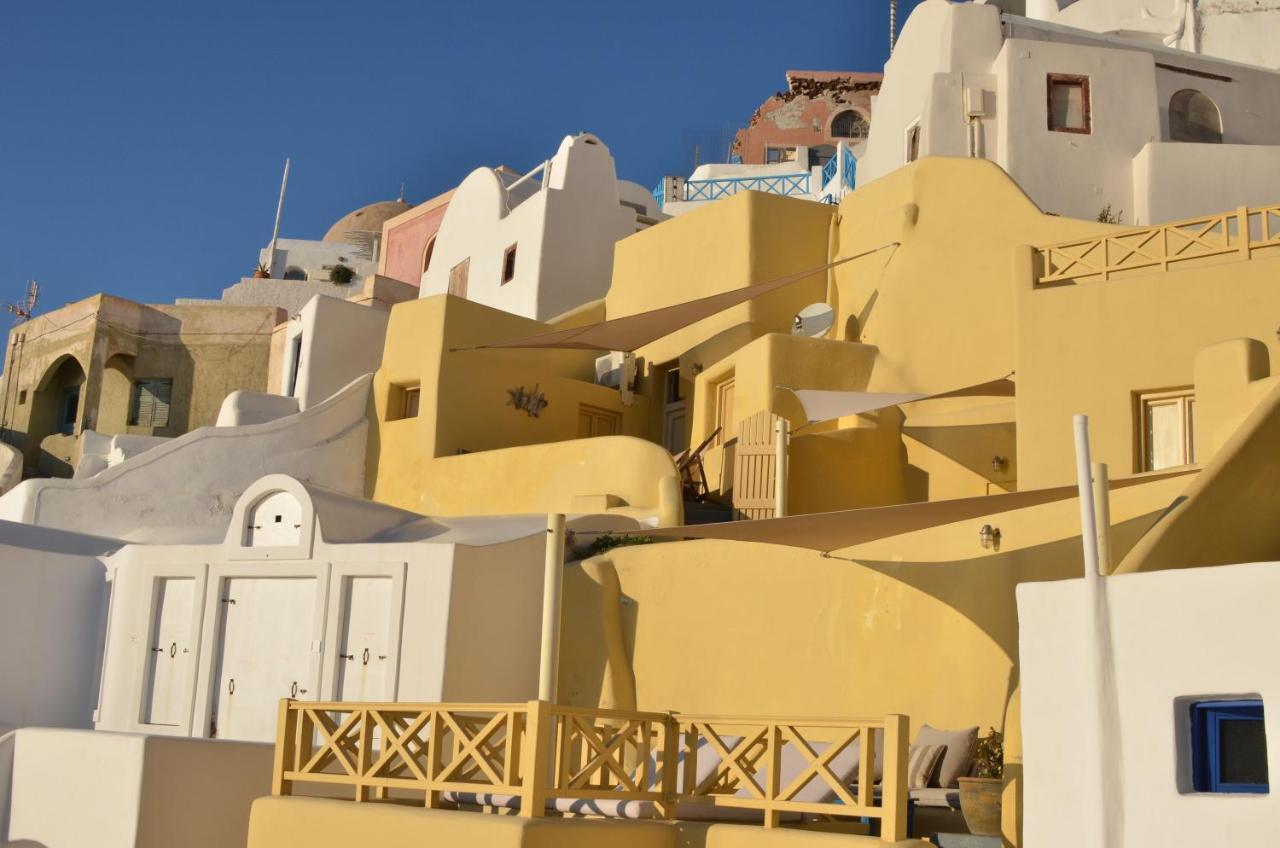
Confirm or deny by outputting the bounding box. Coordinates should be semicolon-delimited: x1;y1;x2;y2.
210;576;321;742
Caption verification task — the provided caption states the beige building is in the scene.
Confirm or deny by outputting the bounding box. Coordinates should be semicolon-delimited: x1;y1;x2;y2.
0;294;281;478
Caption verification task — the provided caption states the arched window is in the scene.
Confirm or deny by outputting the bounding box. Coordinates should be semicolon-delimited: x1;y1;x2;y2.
1169;89;1223;144
422;236;436;274
282;266;307;281
830;110;870;140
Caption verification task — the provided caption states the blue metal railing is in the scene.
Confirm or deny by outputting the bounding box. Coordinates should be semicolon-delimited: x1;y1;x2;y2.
683;173;810;202
841;147;857;190
821;155;838;187
652;181;665;210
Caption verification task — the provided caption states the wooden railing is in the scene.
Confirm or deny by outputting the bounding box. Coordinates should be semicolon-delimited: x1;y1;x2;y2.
1035;205;1280;286
271;700;908;841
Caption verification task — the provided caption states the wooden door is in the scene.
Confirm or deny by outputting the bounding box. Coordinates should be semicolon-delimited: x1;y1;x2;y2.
448;258;470;298
578;404;621;438
732;410;781;520
211;576;318;741
143;577;197;726
335;576;395;702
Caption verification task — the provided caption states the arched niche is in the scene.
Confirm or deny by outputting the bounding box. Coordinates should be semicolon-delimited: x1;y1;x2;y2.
1169;89;1223;144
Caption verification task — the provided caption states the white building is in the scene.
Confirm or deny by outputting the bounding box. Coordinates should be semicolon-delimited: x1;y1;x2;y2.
93;475;631;743
1001;0;1280;72
1019;561;1280;847
655;141;860;217
419;133;664;322
859;0;1280;224
260;200;409;285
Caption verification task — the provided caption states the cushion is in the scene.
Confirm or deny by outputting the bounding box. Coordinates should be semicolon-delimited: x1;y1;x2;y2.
906;743;947;790
771;736;863;803
909;787;962;809
913;724;978;788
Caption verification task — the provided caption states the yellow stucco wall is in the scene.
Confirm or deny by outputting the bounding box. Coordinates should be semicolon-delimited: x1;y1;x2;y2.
369;295;679;524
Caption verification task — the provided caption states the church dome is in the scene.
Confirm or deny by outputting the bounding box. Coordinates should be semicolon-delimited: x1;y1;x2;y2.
322;199;412;243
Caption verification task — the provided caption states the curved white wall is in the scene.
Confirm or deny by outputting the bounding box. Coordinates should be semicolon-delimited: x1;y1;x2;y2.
0;375;372;540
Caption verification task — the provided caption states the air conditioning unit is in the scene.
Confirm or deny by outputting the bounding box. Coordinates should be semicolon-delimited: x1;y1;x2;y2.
595;352;626;387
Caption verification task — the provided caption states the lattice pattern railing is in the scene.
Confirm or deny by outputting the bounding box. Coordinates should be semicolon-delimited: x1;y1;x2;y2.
1035;205;1280;286
675;714;907;838
684;173;811;202
271;700;908;841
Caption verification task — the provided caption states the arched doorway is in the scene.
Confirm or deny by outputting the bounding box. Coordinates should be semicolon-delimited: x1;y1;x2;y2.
29;355;87;477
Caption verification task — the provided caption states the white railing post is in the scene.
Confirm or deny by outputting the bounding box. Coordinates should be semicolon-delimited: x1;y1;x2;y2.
1073;416;1101;580
1091;461;1112;575
774;418;789;518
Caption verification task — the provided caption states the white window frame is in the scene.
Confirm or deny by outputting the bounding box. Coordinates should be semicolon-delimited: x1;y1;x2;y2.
1138;388;1196;471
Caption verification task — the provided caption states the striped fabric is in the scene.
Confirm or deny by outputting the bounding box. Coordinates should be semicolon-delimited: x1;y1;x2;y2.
906;743;948;790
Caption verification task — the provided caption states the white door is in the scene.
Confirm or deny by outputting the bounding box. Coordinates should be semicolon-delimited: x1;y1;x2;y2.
336;576;394;702
143;577;196;726
211;576;318;742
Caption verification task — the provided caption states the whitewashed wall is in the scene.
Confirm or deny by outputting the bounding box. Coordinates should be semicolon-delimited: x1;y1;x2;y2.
1019;562;1280;848
282;295;389;410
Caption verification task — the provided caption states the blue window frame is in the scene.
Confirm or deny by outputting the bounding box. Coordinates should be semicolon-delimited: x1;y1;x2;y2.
1191;699;1269;794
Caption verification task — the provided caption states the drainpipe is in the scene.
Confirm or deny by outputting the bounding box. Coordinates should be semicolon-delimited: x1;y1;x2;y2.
1091;461;1112;574
538;513;566;702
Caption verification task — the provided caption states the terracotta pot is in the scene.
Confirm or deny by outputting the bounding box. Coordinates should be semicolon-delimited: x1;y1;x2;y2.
957;776;1003;837
252;269;270;279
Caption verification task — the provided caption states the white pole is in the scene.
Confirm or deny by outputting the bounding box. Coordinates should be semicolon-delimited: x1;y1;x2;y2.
1073;415;1101;579
538;513;566;703
1091;461;1112;576
267;158;290;277
775;418;790;518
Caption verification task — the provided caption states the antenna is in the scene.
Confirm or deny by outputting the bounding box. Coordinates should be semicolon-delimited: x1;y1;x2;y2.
889;0;898;53
266;157;290;277
5;280;38;323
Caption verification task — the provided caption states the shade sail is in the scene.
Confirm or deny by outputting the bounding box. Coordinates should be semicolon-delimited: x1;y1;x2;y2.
457;245;897;353
786;377;1017;425
636;468;1196;553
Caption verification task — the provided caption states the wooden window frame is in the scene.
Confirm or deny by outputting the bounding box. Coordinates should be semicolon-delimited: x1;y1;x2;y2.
129;378;173;429
1047;74;1092;134
501;243;517;285
1136;388;1196;472
388;383;421;422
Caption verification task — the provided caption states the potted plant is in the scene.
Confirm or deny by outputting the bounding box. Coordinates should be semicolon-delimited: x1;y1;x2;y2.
329;263;355;284
252;263;271;279
958;728;1004;837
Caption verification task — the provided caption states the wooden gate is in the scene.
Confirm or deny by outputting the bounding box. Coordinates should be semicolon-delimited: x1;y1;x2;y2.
732;410;781;520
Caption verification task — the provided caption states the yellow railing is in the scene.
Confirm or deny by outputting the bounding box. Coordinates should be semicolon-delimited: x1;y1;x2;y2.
1035;205;1280;286
271;700;908;841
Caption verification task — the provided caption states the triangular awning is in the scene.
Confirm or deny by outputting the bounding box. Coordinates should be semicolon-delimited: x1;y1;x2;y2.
786;377;1016;425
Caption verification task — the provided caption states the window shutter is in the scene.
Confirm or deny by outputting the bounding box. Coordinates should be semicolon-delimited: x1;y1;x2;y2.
130;379;173;428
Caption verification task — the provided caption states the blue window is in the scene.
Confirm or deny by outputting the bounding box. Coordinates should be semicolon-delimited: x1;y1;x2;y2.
1191;700;1269;793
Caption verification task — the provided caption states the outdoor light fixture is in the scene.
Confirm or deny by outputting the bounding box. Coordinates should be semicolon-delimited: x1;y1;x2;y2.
979;524;1001;550
991;455;1008;473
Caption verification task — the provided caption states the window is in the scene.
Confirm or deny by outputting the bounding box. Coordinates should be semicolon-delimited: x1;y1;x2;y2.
59;385;80;435
422;236;436;274
1048;74;1091;133
905;123;921;163
664;369;682;404
1169;89;1223;144
501;244;517;285
831;110;870;140
282;267;307;281
389;383;420;421
1139;389;1196;471
17;389;27;405
129;379;173;428
765;146;798;164
402;387;420;419
714;376;736;445
1191;700;1268;794
287;334;303;397
448;258;470;298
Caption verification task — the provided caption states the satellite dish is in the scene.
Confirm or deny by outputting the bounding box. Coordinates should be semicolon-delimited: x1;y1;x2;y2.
792;303;835;338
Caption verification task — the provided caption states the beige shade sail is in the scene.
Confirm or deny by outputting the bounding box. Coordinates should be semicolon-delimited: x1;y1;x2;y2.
455;245;898;353
786;377;1016;425
632;468;1196;553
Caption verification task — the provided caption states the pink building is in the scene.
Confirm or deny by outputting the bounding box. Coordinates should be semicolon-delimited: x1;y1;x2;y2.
731;71;883;167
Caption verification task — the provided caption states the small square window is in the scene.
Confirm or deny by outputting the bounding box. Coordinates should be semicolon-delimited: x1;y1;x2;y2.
403;387;420;419
17;389;27;405
906;123;922;164
389;384;420;421
1048;74;1091;134
502;244;517;285
1138;389;1196;471
765;146;798;164
1190;700;1268;793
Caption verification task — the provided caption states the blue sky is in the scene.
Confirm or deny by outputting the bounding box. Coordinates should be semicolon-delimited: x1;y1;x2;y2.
0;0;926;309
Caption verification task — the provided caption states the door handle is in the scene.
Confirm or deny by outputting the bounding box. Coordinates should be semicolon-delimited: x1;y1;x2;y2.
362;648;370;666
169;641;177;658
290;681;298;698
339;653;354;660
227;678;235;695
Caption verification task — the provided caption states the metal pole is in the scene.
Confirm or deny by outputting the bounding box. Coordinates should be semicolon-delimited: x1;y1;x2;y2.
267;158;290;277
889;0;898;53
538;513;566;703
774;418;790;518
1091;461;1112;576
1073;415;1101;579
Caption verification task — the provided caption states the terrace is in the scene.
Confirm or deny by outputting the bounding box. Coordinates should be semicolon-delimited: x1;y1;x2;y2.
257;699;913;846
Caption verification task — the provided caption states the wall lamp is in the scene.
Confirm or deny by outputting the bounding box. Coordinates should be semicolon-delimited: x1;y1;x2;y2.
991;456;1008;474
979;524;1002;550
